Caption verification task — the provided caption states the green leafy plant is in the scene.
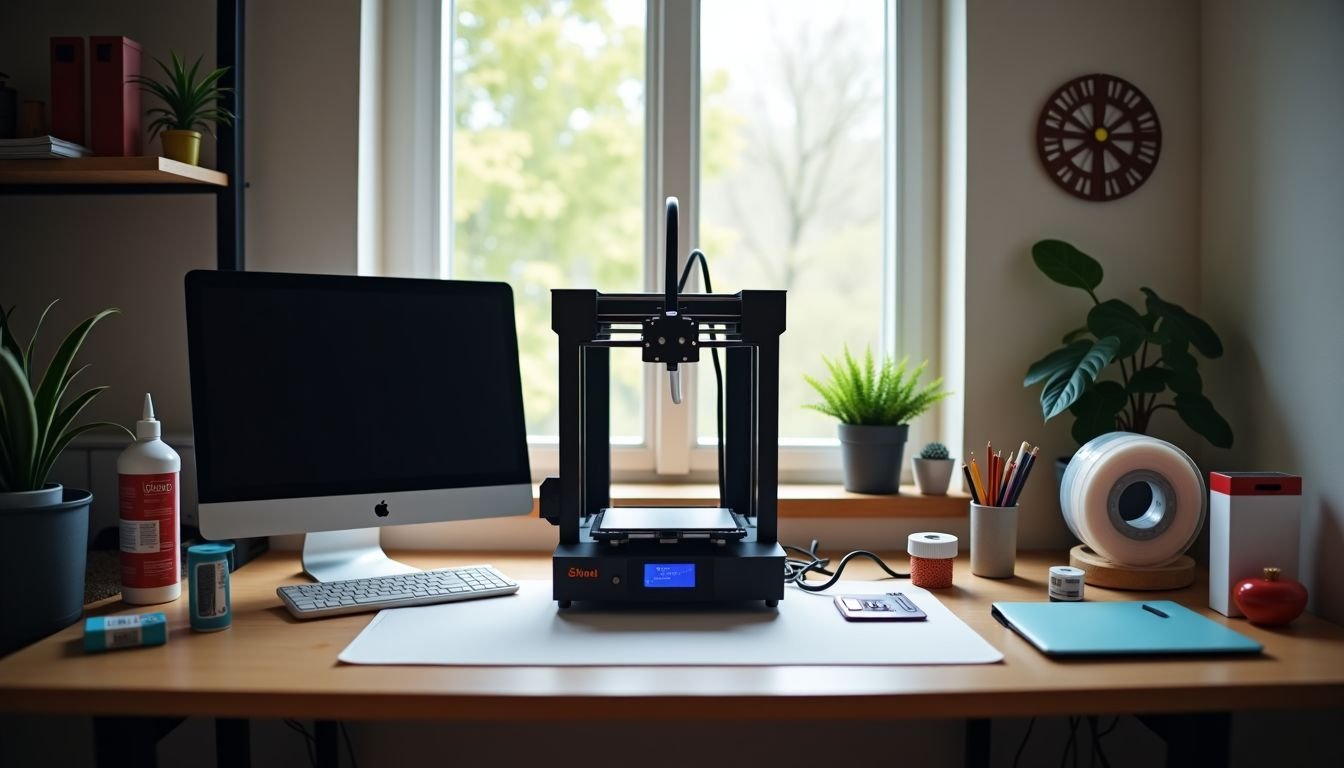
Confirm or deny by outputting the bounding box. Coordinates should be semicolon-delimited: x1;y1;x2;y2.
919;442;950;460
1023;239;1233;448
804;347;949;426
128;51;235;139
0;303;132;493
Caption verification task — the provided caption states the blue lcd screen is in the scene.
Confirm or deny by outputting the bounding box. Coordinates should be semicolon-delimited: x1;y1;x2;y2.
644;563;696;588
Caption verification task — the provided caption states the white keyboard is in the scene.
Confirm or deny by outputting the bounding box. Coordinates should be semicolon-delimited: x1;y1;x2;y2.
276;565;519;620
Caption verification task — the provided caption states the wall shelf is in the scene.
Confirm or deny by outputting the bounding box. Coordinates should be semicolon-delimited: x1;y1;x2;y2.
0;156;227;187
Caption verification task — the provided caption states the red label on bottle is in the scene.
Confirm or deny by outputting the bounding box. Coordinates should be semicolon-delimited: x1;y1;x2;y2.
119;472;180;589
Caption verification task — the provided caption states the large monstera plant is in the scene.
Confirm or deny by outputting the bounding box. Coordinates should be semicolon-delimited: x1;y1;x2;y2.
1023;239;1234;448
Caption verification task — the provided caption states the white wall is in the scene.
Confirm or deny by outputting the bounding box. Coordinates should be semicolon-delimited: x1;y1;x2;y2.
0;0;361;433
961;0;1204;549
1200;0;1344;623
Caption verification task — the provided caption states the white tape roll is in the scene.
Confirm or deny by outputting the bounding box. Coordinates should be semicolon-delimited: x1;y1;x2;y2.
1060;432;1206;567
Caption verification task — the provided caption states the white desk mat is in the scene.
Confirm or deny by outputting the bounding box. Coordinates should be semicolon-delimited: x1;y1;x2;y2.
337;580;1003;666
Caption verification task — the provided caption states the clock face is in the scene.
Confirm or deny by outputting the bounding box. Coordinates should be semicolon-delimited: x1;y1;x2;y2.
1036;73;1162;202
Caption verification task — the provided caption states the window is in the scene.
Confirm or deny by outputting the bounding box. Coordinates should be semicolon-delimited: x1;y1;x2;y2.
396;0;939;480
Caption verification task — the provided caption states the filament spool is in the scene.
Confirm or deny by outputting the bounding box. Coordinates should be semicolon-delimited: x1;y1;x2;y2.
1060;433;1204;588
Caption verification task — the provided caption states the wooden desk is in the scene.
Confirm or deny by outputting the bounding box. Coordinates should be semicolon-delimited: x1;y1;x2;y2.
2;550;1342;724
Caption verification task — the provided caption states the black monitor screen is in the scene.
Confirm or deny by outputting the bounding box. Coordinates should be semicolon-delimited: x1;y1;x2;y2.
185;271;530;504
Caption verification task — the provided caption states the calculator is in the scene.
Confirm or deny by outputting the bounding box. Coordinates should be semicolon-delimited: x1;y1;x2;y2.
833;592;928;621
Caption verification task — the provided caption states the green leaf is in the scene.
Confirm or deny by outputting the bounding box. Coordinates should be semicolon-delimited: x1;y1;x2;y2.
24;300;59;379
1039;336;1121;420
1085;380;1129;414
804;347;948;426
38;422;132;484
31;309;119;474
1174;393;1234;448
1032;239;1103;298
132;52;234;135
1127;366;1170;394
1141;287;1223;358
0;306;23;374
33;386;130;488
1071;409;1117;445
1060;326;1091;345
1168;366;1202;395
1024;341;1090;388
1162;342;1197;372
1069;379;1127;444
1087;299;1146;358
0;349;37;491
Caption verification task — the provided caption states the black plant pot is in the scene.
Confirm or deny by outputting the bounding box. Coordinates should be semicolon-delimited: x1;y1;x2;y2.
0;486;91;656
838;423;909;494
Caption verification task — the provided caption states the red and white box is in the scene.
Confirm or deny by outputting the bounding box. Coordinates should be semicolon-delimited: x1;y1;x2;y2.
1209;472;1301;617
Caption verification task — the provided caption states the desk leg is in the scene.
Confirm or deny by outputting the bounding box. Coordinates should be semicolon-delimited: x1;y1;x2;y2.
215;718;251;768
1139;713;1231;768
964;718;991;768
93;716;182;768
315;720;340;768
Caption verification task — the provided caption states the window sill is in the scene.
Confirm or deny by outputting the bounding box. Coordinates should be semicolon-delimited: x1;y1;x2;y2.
531;484;970;519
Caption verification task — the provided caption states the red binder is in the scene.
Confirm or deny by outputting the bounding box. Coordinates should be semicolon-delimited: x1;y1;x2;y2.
50;37;85;145
90;36;142;156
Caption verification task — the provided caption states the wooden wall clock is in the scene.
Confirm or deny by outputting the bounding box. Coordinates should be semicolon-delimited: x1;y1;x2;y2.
1036;73;1162;202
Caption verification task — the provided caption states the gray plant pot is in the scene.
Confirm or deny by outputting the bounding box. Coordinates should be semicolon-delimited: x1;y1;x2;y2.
0;485;91;656
912;457;956;496
837;423;909;494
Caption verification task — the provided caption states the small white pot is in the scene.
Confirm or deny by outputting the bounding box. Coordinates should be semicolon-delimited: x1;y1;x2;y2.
912;458;956;496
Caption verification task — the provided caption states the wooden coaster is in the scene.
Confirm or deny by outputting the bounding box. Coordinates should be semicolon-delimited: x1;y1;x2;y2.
1069;545;1196;591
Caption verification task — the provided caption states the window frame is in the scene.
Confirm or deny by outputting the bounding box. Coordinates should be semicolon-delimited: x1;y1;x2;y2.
429;0;943;484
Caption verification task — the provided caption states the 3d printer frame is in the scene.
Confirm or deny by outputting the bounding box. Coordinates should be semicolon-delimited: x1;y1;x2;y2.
542;285;787;546
540;198;786;607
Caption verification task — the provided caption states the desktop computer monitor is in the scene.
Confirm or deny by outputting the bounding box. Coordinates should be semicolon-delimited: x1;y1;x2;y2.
184;270;532;582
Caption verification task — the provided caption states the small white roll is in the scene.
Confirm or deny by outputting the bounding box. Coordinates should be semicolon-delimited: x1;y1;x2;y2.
1060;432;1206;567
908;532;958;559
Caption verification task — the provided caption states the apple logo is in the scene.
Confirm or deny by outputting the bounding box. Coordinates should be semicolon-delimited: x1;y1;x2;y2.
374;500;389;518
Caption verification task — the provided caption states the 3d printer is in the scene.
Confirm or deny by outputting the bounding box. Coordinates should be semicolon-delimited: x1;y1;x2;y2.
540;198;787;608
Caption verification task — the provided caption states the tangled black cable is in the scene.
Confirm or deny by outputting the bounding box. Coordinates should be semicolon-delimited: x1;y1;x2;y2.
783;539;909;591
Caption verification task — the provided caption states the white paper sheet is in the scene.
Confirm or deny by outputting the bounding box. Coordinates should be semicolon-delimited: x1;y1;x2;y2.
338;580;1003;666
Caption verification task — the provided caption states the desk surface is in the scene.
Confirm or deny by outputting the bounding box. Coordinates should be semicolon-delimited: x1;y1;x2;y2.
1;551;1342;721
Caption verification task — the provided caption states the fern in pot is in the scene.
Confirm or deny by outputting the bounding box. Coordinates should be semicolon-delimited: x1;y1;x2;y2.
805;347;949;494
0;303;130;654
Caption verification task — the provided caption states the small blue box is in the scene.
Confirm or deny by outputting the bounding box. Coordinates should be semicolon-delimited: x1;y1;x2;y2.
83;613;168;652
188;542;234;632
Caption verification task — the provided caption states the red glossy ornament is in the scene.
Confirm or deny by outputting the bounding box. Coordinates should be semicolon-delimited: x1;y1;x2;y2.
1233;567;1308;627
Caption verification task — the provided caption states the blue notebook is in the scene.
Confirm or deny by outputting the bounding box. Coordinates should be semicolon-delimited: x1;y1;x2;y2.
991;600;1263;657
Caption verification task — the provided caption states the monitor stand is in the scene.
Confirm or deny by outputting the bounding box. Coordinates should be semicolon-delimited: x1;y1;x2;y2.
301;528;419;582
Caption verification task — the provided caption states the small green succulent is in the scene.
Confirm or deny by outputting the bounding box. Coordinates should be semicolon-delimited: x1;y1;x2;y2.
918;442;950;461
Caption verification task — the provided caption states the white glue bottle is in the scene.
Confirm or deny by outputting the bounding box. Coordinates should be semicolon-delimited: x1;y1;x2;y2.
118;393;182;604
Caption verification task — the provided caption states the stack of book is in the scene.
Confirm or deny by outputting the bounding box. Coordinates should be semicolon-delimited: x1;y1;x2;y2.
0;136;92;159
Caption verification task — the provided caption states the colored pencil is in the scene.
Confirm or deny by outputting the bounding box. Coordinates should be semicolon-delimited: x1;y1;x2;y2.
986;442;996;505
1008;446;1040;507
968;454;988;503
962;463;981;504
999;453;1017;506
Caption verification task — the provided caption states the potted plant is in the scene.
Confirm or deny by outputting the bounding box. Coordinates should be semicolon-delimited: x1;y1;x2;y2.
1022;239;1233;479
0;303;130;655
912;441;956;496
805;347;949;494
129;51;234;167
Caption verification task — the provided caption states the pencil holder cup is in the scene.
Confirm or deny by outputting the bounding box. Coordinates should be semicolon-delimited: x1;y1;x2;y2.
970;503;1018;578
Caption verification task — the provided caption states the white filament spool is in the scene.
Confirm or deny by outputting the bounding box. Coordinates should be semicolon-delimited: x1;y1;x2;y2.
1060;433;1206;567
